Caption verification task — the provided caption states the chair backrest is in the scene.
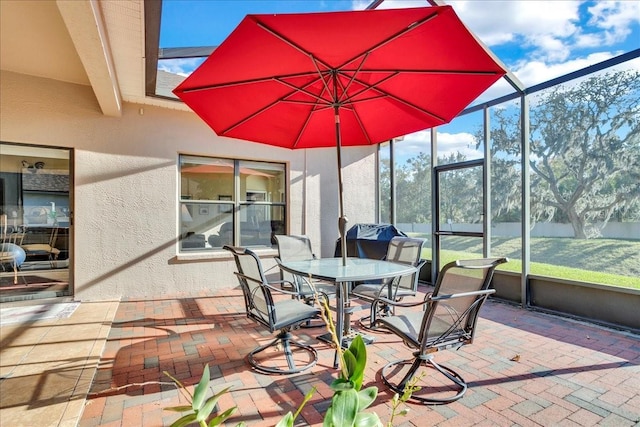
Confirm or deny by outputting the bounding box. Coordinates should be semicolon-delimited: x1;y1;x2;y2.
48;227;59;247
224;245;275;330
275;234;315;261
6;231;25;246
274;234;315;285
385;236;426;295
420;257;507;350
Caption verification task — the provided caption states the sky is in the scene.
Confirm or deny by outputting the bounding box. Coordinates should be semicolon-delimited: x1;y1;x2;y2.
159;0;640;162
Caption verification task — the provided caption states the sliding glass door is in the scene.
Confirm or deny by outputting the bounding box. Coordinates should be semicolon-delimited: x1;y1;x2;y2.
0;142;72;303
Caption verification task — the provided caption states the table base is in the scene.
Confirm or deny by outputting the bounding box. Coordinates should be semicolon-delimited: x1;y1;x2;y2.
317;329;375;349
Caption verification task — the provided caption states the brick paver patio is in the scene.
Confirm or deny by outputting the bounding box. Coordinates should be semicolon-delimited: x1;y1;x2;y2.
77;286;640;426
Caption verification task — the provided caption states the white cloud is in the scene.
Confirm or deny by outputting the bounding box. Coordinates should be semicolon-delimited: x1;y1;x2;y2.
513;51;617;86
435;132;483;160
587;1;640;43
393;129;483;162
393;129;431;160
158;58;204;77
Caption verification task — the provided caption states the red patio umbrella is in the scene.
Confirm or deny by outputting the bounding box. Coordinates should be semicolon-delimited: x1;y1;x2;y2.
173;6;506;264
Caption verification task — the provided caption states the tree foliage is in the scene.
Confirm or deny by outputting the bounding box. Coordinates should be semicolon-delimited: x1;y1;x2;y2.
489;69;640;238
381;70;639;239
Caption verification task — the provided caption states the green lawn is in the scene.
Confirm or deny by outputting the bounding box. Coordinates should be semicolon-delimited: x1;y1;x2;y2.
413;236;640;290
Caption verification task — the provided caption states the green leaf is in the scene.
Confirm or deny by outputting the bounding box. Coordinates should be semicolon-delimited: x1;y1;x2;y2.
207;407;237;426
192;364;211;411
330;378;353;391
275;412;294;427
357;387;378;411
292;387;316;420
346;336;366;390
342;349;357;381
170;413;198;427
331;389;359;427
197;396;220;422
197;386;235;423
164;405;195;413
353;412;382;427
323;407;333;427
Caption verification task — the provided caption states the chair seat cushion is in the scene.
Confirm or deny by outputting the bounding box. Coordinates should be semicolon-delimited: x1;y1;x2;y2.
298;281;336;297
351;283;414;300
272;299;320;330
379;312;453;348
22;244;60;255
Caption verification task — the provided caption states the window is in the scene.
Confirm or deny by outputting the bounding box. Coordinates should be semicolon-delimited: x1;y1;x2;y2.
179;155;286;251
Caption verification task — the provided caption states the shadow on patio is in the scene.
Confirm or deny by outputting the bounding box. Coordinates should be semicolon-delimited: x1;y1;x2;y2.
74;286;639;426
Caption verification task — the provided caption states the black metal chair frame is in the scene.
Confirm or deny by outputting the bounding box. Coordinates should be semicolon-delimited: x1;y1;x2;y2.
274;234;335;327
350;236;426;330
373;257;507;404
224;245;322;375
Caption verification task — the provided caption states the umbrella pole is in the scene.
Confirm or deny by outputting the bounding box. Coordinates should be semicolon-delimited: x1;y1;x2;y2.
335;106;348;266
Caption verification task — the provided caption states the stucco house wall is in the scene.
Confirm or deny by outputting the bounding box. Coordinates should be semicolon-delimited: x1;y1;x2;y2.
0;70;377;300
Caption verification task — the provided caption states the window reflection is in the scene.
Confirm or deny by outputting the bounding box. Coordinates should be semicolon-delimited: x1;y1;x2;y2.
179;156;286;251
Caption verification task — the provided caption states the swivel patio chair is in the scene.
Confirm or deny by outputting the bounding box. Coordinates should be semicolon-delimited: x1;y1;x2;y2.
374;257;508;404
224;245;322;375
274;234;336;326
350;236;426;329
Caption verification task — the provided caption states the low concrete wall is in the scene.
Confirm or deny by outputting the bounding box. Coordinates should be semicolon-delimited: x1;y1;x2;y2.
399;222;640;239
421;268;639;333
491;271;640;333
529;275;640;332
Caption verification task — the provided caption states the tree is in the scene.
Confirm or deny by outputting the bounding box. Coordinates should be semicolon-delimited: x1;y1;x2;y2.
380;152;433;225
489;69;640;238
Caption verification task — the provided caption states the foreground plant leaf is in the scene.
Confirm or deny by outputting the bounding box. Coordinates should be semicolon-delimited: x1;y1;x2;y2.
331;388;359;426
192;364;211;411
170;413;197;427
354;412;382;427
208;407;238;426
357;387;378;411
197;387;232;423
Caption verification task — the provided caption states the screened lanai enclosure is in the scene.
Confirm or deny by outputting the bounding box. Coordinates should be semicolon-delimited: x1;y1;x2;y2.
149;0;639;332
378;49;639;330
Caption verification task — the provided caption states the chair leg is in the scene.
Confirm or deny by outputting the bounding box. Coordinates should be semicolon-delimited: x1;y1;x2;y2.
248;330;318;375
358;303;392;333
381;354;467;405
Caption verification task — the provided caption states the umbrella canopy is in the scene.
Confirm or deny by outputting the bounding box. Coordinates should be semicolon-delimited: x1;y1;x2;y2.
173;6;506;263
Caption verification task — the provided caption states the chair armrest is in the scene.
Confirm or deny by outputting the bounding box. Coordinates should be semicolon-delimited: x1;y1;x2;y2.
430;289;495;302
233;272;301;298
262;279;302;297
371;294;431;313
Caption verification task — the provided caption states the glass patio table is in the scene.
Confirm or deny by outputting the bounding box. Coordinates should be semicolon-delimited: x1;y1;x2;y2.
278;257;417;367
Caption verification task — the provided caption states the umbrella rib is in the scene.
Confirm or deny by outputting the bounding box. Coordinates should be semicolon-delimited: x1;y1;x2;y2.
335;9;441;72
178;70;323;93
277;75;333;106
220;71;333;135
255;19;335;73
338;69;503;76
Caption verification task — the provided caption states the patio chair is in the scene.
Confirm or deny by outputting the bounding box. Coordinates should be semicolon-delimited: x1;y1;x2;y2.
224;245;322;375
374;257;508;404
350;236;426;329
21;226;61;266
274;234;336;327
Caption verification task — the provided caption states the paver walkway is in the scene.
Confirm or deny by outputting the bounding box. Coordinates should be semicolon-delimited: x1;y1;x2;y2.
76;287;640;426
0;300;118;427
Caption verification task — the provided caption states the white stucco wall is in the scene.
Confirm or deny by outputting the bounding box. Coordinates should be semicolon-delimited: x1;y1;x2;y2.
0;71;377;300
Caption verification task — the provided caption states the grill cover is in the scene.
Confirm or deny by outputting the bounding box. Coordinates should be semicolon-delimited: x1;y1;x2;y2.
334;223;407;259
